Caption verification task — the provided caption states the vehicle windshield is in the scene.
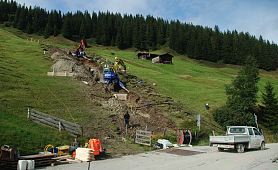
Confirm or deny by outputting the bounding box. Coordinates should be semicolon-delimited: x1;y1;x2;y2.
229;127;246;134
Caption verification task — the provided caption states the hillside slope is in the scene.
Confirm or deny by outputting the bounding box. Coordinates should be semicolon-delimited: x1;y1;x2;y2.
1;27;278;155
0;28;188;155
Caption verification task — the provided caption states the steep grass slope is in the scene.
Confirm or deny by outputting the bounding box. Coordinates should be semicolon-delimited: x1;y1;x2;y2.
0;28;107;154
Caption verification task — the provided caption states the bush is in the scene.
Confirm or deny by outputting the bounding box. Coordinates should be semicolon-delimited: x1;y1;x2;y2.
213;106;255;127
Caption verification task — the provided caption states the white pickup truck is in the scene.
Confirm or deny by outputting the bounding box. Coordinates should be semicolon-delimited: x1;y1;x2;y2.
209;126;265;153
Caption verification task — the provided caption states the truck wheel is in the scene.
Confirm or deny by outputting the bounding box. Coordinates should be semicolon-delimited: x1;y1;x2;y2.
236;144;245;153
260;142;265;150
218;147;224;152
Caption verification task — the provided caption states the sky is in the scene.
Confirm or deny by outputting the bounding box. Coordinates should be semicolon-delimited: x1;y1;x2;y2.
15;0;278;44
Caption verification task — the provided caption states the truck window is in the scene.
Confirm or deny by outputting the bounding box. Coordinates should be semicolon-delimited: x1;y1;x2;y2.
248;128;254;135
229;127;246;133
253;128;261;135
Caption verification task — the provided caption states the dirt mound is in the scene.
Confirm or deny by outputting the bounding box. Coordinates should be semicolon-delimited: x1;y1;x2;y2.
52;59;75;72
50;50;93;80
50;51;71;60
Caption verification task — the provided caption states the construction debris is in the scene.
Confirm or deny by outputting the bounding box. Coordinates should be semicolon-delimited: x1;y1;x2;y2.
82;81;89;85
154;139;173;149
113;93;127;101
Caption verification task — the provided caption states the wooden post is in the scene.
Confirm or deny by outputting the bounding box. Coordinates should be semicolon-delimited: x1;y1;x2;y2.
59;122;62;132
163;128;166;137
27;108;30;119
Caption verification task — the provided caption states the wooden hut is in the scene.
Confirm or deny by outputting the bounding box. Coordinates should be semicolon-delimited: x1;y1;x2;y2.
137;52;159;60
159;53;173;64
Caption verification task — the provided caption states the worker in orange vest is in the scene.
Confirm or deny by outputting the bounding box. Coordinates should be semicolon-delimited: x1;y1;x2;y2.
88;138;103;159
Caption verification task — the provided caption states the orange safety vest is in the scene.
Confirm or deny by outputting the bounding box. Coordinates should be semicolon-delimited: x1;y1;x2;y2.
88;139;102;156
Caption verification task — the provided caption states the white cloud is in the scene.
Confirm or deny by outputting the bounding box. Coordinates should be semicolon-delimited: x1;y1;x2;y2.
176;0;278;43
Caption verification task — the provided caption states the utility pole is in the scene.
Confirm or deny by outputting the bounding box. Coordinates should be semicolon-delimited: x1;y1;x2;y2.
254;113;258;129
196;114;201;131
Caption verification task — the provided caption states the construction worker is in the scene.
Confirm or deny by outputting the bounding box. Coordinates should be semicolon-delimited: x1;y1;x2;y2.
113;57;126;74
124;111;130;127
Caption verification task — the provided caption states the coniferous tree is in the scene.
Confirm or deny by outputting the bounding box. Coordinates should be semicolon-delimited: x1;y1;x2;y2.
44;22;51;38
226;56;259;112
261;82;278;131
62;13;72;39
132;15;141;48
13;5;21;27
214;56;259;127
53;24;58;36
17;6;27;30
79;20;86;39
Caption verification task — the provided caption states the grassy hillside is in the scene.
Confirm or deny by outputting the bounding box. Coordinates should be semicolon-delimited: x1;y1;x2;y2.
1;27;278;154
0;28;99;154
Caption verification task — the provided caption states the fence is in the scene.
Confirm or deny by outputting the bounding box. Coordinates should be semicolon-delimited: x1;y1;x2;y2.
135;130;152;146
28;108;82;137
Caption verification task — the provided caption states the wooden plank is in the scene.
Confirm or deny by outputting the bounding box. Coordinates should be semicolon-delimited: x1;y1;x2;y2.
135;134;151;138
58;122;82;134
30;113;59;125
135;140;151;146
31;118;80;136
30;117;59;128
135;138;151;143
31;111;82;132
136;130;152;135
31;109;80;128
47;72;54;76
20;154;55;159
30;109;82;135
135;130;152;146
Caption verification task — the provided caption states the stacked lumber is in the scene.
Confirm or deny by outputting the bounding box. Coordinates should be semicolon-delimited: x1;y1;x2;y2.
75;148;93;162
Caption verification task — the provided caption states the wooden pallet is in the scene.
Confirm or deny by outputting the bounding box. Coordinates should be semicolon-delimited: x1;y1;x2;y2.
0;160;18;170
20;154;56;167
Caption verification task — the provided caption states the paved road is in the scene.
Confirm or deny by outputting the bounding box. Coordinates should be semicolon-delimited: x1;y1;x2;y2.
42;143;278;170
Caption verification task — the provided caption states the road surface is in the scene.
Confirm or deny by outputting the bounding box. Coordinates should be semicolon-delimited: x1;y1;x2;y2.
41;143;278;170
